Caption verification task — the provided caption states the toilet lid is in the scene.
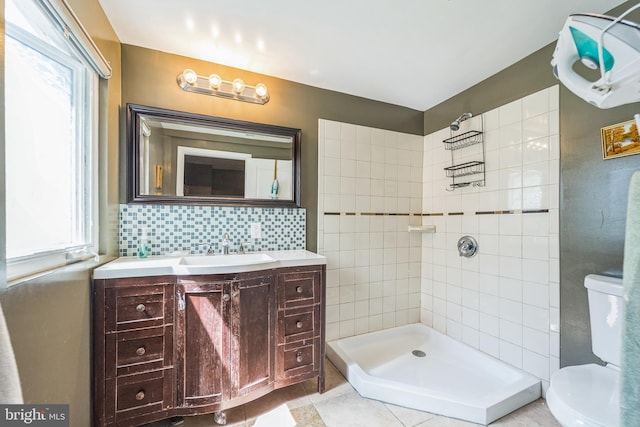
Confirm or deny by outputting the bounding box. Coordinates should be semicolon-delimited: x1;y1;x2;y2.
548;364;620;426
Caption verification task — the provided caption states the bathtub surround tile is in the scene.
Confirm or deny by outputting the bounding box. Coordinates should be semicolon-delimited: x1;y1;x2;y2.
420;87;558;384
500;318;523;346
523;326;550;356
523;349;551;381
500;99;523;127
480;332;500;358
119;204;305;257
321;89;558;389
319;120;423;339
523;89;549;120
523;304;550;332
500;340;523;369
462;325;480;348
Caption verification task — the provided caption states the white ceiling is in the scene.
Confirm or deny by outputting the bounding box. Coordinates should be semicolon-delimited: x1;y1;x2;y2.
98;0;626;111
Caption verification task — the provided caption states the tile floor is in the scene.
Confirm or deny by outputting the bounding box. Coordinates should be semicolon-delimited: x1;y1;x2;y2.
147;359;560;427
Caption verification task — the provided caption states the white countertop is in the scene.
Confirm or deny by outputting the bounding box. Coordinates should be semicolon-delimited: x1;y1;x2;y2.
93;250;326;279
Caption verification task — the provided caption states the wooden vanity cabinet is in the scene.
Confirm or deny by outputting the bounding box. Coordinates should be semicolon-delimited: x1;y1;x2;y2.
275;266;325;391
93;276;176;427
93;264;325;427
175;271;275;411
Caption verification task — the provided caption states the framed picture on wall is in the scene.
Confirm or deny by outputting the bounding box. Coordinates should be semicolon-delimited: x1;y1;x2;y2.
601;119;640;160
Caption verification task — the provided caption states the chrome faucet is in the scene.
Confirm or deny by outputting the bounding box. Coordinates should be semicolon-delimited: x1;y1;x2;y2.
222;233;230;255
238;242;250;254
197;243;216;255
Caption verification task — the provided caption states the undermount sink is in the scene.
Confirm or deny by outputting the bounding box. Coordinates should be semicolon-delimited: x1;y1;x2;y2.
180;253;276;267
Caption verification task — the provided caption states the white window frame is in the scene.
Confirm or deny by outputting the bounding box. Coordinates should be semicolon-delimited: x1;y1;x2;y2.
5;0;103;283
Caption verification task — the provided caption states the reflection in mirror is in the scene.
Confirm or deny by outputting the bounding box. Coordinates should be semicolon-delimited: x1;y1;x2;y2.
127;104;301;207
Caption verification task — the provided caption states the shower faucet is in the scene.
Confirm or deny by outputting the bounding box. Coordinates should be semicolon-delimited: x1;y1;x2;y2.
450;112;473;131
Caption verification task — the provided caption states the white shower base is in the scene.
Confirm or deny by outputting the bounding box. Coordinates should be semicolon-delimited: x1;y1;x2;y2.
326;323;541;425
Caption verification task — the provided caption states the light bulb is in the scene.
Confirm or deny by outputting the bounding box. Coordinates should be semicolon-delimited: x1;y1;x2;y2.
255;83;268;98
183;69;197;85
208;74;222;90
232;78;245;94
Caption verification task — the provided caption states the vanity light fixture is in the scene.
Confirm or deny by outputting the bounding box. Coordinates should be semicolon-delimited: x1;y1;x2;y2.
177;68;270;104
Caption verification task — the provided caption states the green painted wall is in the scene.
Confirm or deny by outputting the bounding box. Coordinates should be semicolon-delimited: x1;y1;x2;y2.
120;45;424;250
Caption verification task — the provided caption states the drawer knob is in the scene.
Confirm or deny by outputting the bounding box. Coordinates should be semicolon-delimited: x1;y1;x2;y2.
136;346;146;356
222;293;230;302
296;351;303;363
135;390;145;401
135;304;146;313
296;321;303;329
296;286;303;294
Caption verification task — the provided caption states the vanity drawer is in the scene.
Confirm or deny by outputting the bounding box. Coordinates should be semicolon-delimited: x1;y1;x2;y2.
105;326;173;378
112;369;172;417
117;376;164;412
105;284;173;332
118;293;164;323
277;268;321;309
276;337;320;381
277;305;320;344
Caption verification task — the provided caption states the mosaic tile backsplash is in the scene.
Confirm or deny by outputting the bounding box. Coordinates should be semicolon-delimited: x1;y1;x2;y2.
119;204;306;257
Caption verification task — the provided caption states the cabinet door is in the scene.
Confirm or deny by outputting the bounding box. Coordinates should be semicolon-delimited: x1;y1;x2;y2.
176;280;230;407
230;274;275;398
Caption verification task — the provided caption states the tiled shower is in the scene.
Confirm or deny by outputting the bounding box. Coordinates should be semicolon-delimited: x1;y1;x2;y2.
317;120;424;341
318;85;560;390
421;86;560;390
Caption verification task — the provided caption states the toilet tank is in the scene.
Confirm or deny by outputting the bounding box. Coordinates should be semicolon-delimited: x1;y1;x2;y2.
584;274;624;366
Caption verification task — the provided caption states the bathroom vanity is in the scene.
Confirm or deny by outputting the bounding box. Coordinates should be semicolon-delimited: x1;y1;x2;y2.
92;251;326;427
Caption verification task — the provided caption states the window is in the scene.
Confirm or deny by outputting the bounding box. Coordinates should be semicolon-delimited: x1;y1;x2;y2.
5;0;109;281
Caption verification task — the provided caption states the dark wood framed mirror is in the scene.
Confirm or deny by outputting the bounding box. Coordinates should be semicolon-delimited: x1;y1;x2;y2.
126;104;301;207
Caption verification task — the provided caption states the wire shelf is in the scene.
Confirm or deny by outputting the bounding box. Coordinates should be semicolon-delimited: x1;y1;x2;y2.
449;179;485;189
442;130;483;150
444;161;484;178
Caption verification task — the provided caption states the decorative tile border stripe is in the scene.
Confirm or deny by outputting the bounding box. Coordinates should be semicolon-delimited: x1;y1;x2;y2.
324;212;418;217
476;210;515;215
323;209;549;218
474;209;549;215
523;209;550;214
119;204;306;257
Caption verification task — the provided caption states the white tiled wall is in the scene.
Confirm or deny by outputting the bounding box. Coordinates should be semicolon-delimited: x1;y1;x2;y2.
421;86;560;391
317;119;424;342
317;85;559;390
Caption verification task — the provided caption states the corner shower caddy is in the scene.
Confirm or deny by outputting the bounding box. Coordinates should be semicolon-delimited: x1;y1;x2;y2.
443;124;485;190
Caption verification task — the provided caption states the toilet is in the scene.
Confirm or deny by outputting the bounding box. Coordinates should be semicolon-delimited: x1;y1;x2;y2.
547;274;623;427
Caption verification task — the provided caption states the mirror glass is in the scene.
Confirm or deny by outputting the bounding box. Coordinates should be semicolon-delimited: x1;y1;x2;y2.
127;104;301;207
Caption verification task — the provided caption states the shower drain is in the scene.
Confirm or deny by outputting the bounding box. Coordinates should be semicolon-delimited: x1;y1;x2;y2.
411;350;426;357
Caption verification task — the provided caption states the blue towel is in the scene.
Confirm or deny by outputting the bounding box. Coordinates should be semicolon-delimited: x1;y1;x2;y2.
622;171;640;425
